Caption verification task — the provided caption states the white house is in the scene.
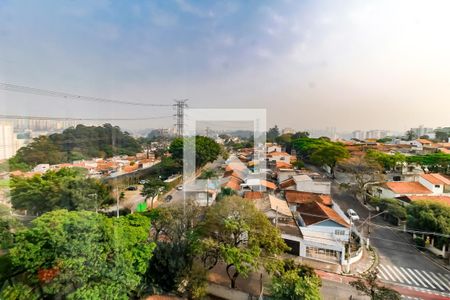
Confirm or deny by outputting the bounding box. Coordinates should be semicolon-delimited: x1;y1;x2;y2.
377;173;450;199
280;174;331;194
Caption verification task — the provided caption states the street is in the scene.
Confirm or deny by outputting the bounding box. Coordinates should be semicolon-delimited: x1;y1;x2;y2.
330;178;450;298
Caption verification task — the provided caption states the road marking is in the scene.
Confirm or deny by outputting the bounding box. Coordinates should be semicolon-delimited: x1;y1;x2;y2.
399;267;420;286
435;273;450;290
376;267;389;281
421;270;447;291
379;264;397;282
406;268;429;288
391;265;413;285
386;265;406;284
411;269;435;289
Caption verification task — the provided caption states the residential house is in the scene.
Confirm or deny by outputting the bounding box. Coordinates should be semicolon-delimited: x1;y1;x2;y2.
375;173;450;199
280;174;331;194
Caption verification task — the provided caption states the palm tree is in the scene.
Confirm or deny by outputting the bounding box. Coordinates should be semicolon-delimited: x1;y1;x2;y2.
141;177;167;209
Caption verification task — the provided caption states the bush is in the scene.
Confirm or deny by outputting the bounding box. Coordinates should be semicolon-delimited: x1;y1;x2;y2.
414;237;425;248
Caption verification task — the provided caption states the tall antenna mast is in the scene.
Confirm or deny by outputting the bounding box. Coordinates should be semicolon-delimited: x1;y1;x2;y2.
173;99;188;137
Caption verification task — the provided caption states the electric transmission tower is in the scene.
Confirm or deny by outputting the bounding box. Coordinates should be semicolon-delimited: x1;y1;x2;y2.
173;99;188;137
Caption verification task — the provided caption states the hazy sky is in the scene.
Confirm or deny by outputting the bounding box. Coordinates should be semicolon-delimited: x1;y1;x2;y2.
1;0;449;132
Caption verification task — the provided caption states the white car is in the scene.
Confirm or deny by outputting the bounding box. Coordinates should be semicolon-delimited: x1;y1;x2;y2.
176;185;183;191
346;209;360;221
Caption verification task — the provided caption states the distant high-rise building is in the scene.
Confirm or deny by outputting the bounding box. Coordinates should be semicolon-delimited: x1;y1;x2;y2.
411;125;434;138
0;122;20;160
352;130;366;140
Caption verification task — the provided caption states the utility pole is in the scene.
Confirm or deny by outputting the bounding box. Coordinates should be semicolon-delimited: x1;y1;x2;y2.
115;185;120;218
173;99;188;137
205;126;210;137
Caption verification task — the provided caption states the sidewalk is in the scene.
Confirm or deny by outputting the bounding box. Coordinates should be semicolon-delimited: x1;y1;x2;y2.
349;247;377;275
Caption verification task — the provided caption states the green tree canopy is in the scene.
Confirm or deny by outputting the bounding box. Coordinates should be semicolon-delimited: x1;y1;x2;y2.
169;136;221;168
144;200;206;298
141;177;167;209
269;259;321;300
200;196;288;288
407;200;450;236
11;167;113;215
292;137;349;176
267;125;280;142
6;210;155;299
10;124;141;169
365;150;406;171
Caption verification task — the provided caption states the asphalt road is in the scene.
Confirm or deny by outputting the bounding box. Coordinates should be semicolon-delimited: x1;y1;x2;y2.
330;174;450;298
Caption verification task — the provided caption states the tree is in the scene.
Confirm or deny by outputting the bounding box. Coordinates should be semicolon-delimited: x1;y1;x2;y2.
366;150;406;171
169;136;221;168
350;270;401;300
267;125;280;142
338;156;385;200
5;210;156;299
216;187;237;201
292;137;350;176
405;129;417;141
10;167;113;215
0;204;23;250
310;143;349;177
291;131;310;139
200;196;288;288
198;168;217;179
406;153;450;174
275;134;293;153
269;259;321;300
435;130;449;142
144;200;206;298
141;177;167;209
407;200;450;248
9;124;142;169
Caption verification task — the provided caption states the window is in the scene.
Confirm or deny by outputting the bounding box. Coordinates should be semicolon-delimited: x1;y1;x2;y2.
335;230;345;236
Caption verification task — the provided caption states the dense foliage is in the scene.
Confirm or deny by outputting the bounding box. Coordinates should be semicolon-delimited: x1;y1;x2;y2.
169;136;221;168
366;150;450;174
11;167;114;215
0;204;23;250
269;259;321;300
8;124;141;169
141;177;167;209
407;200;450;247
200;196;288;288
2;210;155;299
144;200;206;298
292;137;350;175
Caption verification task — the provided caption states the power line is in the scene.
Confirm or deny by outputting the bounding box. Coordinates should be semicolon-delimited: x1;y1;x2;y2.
0;82;172;107
368;223;450;238
0;114;173;121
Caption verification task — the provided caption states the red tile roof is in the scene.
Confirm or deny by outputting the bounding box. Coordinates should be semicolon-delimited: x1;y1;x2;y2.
420;173;450;185
285;190;332;206
261;180;277;190
279;177;296;189
243;191;264;200
276;161;292;169
405;195;450;206
297;201;349;228
268;151;290;157
222;177;242;191
384;182;431;195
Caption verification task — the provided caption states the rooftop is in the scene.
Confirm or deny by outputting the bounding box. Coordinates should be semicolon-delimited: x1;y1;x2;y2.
384;181;431;195
420;173;450;185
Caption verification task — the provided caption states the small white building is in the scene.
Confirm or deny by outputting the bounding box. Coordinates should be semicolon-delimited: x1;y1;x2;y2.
280;174;331;194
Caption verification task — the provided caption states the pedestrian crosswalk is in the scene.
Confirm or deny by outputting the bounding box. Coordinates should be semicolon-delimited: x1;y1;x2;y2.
377;264;450;293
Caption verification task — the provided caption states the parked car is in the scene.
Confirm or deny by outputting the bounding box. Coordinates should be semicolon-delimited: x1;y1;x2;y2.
346;209;360;221
165;195;173;202
176;185;183;191
126;186;138;191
